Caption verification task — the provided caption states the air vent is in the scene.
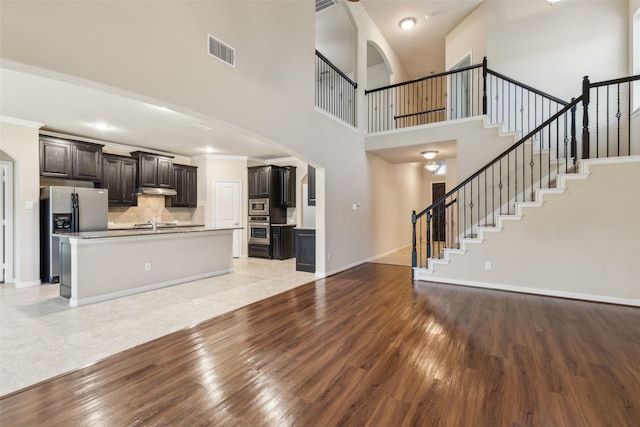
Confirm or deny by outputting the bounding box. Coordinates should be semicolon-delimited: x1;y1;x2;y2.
208;34;235;67
316;0;335;13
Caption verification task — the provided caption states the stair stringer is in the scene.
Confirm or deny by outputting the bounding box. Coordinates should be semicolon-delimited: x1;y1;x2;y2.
413;156;640;306
414;167;590;278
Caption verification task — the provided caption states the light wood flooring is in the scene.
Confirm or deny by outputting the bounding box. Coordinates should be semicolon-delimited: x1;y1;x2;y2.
2;263;639;426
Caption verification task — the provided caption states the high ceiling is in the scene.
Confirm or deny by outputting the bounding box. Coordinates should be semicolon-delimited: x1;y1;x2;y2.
316;0;482;79
1;1;479;161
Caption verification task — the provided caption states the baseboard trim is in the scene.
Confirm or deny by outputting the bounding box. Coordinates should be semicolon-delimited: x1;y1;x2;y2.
14;279;41;288
366;244;410;262
323;259;368;278
68;269;232;307
413;273;640;307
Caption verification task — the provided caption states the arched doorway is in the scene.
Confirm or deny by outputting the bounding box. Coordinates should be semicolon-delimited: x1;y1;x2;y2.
366;41;391;90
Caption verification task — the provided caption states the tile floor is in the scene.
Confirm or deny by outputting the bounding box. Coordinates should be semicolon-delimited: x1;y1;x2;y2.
0;257;315;396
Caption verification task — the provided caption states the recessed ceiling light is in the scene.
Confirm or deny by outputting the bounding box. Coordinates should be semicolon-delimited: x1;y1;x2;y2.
92;122;111;131
154;106;172;112
399;17;416;31
424;14;432;20
422;150;438;160
204;146;216;153
190;123;212;131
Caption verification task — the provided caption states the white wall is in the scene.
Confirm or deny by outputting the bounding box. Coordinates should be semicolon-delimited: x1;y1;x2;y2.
425;159;640;306
486;1;629;100
447;2;629;100
0;119;42;286
631;2;640;110
446;3;487;70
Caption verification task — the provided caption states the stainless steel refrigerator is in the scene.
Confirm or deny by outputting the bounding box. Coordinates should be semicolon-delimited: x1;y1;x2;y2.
40;186;108;285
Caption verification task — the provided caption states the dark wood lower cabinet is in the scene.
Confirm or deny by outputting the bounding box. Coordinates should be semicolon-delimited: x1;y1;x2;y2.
294;228;315;272
248;244;271;259
271;225;295;260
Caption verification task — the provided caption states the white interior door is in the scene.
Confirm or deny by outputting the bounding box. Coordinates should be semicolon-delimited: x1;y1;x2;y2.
214;180;242;258
1;161;14;283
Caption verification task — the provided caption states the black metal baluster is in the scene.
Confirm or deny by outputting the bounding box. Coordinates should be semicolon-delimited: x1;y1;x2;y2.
530;132;535;201
498;159;503;215
463;185;467;238
606;85;610;157
617;83;621;156
595;87;599;158
515;143;518;203
484;170;488;226
492;164;495;226
629;81;632;156
507;153;510;213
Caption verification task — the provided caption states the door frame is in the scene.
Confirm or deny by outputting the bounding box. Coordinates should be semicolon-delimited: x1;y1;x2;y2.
448;52;473;120
213;180;243;258
1;160;14;283
431;181;446;243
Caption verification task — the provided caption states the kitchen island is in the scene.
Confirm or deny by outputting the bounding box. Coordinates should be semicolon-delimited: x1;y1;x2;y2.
57;227;241;306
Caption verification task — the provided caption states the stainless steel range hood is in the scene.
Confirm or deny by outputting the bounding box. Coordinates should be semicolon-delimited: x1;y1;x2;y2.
136;187;177;196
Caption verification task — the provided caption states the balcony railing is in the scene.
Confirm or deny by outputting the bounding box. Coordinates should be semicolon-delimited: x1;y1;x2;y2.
315;50;357;126
365;58;569;138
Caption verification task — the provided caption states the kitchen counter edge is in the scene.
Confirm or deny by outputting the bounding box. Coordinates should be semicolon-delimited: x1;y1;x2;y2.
56;226;243;239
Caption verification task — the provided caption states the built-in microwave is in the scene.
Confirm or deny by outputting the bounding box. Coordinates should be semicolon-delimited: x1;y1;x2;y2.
249;198;269;216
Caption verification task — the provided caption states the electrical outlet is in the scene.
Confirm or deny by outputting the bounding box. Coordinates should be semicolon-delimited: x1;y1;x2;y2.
484;261;492;271
144;262;152;271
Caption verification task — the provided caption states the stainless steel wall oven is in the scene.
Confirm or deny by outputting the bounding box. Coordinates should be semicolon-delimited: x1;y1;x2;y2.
248;216;270;245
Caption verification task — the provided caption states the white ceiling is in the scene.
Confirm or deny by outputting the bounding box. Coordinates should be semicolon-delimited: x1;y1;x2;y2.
1;1;478;163
0;66;291;160
317;0;482;79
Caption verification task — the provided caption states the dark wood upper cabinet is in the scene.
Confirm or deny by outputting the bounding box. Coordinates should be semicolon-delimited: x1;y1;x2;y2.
137;154;158;187
308;165;316;206
40;136;103;182
171;164;197;207
131;151;174;189
40;138;72;179
120;159;138;205
277;166;296;208
72;143;103;181
248;166;271;198
157;157;174;189
102;154;137;206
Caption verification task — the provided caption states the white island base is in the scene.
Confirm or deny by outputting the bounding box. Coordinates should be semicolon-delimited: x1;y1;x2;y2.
58;228;237;306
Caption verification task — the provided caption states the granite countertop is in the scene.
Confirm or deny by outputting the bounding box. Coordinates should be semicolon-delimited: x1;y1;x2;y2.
56;226;242;239
108;223;205;231
271;223;297;227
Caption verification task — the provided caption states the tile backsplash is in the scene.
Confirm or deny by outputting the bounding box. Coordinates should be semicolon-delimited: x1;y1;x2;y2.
108;194;203;226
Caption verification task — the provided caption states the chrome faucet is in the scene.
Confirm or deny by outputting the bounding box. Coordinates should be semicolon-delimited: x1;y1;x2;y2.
148;217;157;231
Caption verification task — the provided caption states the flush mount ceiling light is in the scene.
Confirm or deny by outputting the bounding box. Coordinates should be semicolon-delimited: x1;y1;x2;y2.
548;0;562;4
422;150;438;160
399;17;416;31
425;161;439;171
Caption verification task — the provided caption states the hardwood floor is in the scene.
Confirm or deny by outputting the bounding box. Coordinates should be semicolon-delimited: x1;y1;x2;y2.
2;263;639;426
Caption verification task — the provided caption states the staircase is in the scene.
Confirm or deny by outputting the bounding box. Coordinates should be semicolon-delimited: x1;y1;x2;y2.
411;73;640;306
